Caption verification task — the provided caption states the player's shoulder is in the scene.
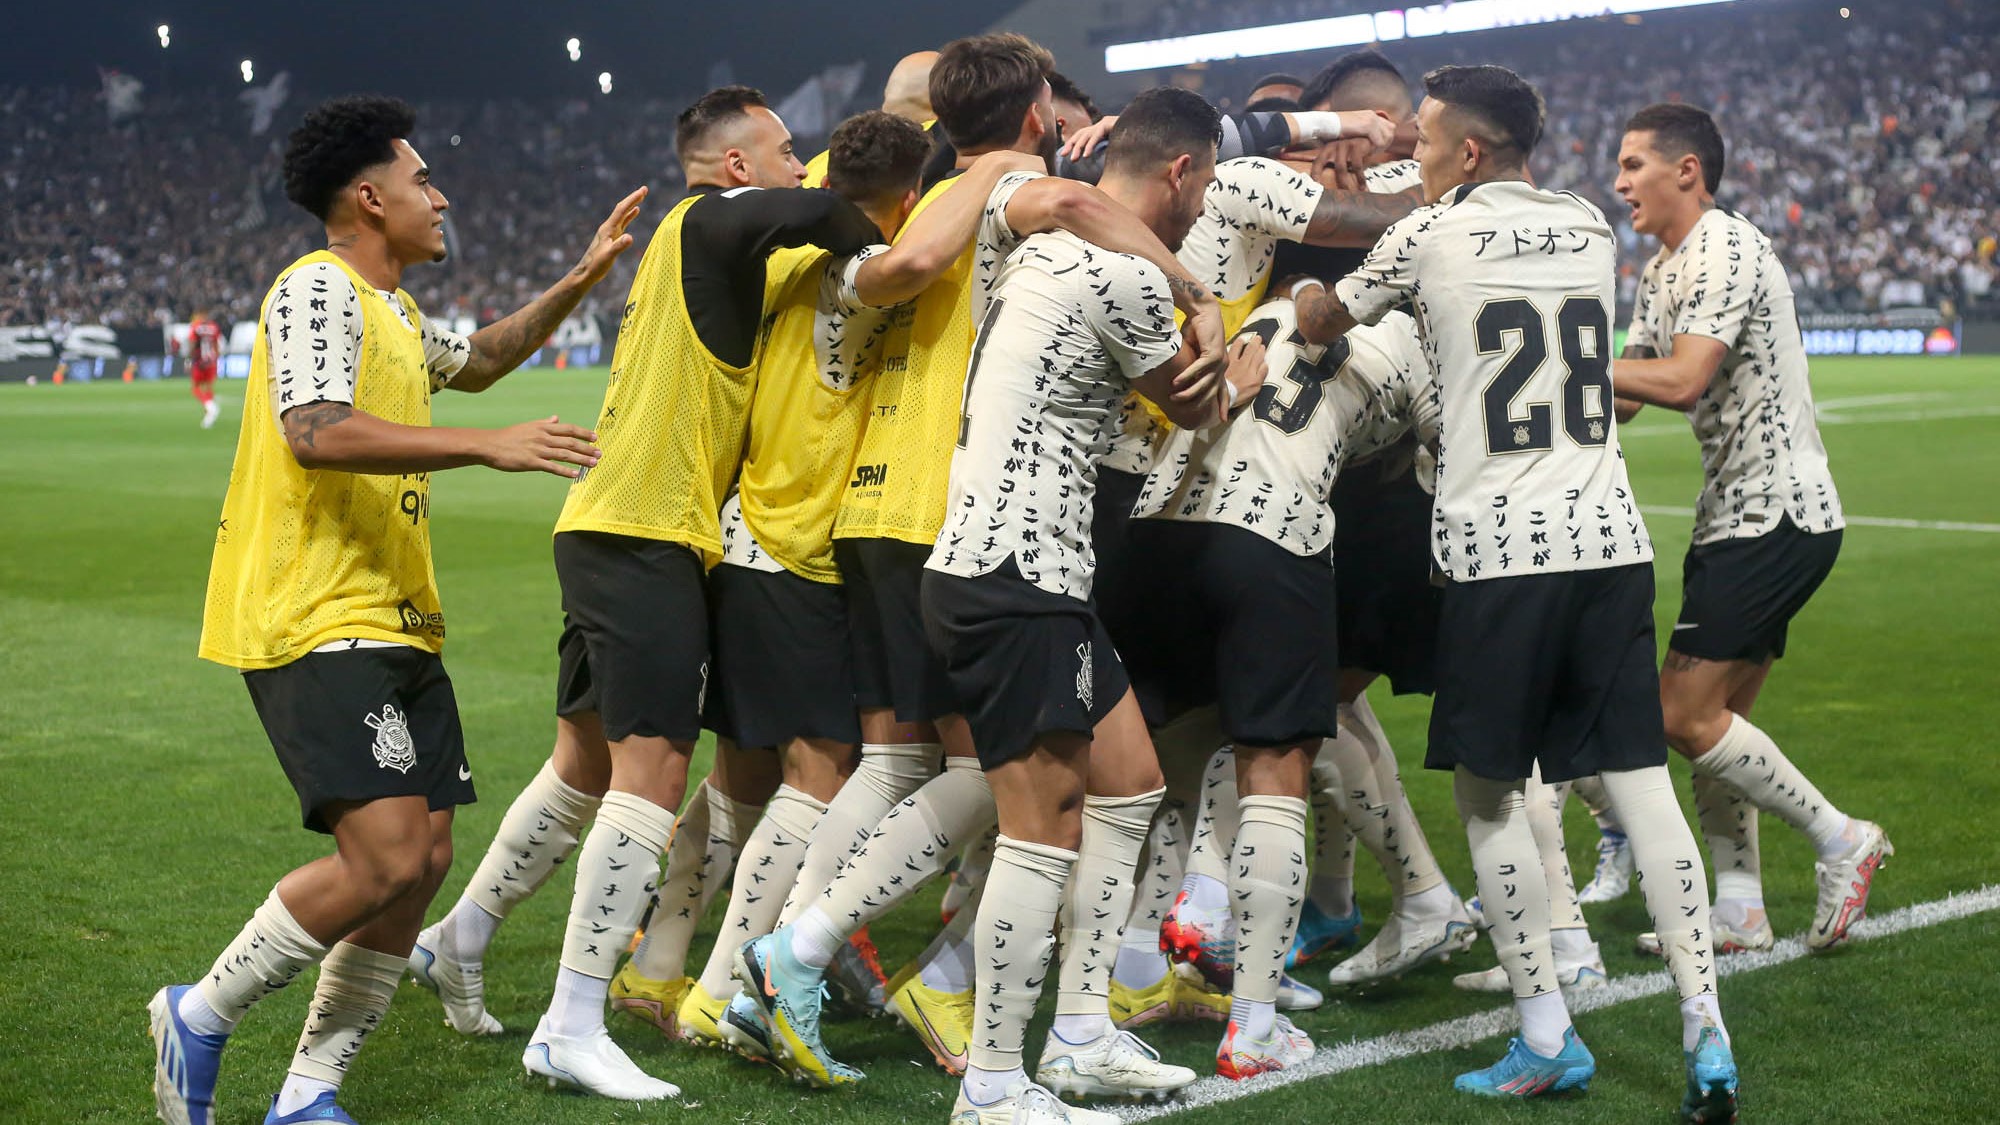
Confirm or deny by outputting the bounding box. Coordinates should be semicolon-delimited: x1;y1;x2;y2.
1211;156;1318;197
268;259;356;314
1693;206;1776;257
1364;159;1423;195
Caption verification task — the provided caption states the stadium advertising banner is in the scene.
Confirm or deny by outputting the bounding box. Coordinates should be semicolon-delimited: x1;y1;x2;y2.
1800;310;1962;357
0;316;612;382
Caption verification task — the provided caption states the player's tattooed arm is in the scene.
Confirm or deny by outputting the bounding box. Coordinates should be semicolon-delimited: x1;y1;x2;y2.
281;401;598;478
1287;277;1359;345
1611;333;1727;413
451;187;647;392
1303;187;1423;248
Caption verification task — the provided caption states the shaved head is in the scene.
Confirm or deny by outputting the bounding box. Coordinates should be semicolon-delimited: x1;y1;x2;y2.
883;51;940;121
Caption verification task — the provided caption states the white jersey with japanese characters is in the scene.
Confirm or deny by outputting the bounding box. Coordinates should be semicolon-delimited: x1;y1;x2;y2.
1133;299;1432;558
927;231;1182;600
1336;180;1649;581
1627;207;1842;545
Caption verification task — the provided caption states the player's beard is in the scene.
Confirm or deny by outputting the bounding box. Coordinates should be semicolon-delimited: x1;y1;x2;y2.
1036;126;1060;170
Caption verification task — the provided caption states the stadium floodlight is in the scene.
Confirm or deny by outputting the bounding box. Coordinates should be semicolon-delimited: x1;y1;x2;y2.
156;24;170;48
1106;0;1746;73
598;71;613;94
566;37;581;62
240;59;254;83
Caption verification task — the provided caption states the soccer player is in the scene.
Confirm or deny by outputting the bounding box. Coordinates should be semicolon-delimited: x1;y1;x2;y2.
737;34;1225;1098
1289;66;1739;1120
612;116;1046;1056
410;85;883;1101
1276;48;1480;988
185;307;224;428
912;84;1226;1125
1124;292;1437;1077
1243;72;1306;110
149;94;639;1125
1611;102;1888;952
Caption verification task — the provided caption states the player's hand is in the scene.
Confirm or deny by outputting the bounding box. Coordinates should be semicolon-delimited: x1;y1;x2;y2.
1338;110;1397;153
1311;137;1378;192
480;416;601;478
566;186;648;291
1059;115;1117;163
1170;349;1225;412
1180;298;1226;368
1222;333;1268;415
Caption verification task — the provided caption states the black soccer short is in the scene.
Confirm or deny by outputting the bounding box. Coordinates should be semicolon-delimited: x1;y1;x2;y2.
1330;449;1441;695
243;645;474;834
1121;519;1341;747
836;537;959;723
704;563;860;748
920;562;1127;771
1092;466;1149;656
1673;517;1842;663
1428;563;1667;784
553;530;709;743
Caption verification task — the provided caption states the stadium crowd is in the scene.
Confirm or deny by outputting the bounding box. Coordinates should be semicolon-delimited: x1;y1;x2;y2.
3;0;1995;335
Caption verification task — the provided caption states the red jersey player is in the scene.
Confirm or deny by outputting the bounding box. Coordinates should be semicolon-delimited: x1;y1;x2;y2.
186;309;223;428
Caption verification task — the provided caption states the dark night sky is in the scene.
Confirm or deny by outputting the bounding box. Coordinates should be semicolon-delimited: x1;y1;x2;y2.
9;1;1002;102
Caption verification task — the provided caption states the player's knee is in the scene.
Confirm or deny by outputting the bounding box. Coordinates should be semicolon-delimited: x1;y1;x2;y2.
353;841;434;906
1660;694;1725;756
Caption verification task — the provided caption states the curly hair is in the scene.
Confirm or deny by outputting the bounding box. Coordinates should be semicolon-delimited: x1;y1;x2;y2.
283;95;417;222
826;111;932;206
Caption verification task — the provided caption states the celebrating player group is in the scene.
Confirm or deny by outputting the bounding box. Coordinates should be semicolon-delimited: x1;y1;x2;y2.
149;30;1893;1125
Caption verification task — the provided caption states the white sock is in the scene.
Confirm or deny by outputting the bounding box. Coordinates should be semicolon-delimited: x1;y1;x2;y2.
1050;1012;1113;1045
1525;769;1587;933
1517;990;1572;1058
1692;772;1763;904
962;1063;1025;1108
787;904;847;971
1230;794;1308;1011
811;756;995;941
1227;994;1278;1041
696;785;826;998
548;965;609;1040
551;790;674;1035
1692;714;1852;860
188;888;329;1032
1308;752;1357;914
1055;789;1160;1027
1680;994;1728;1051
1403;880;1459;919
1113;942;1169;988
1184;748;1237;896
448;760;600;961
781;743;939;926
1122;799;1188;956
278;942;403;1112
1549;927;1595;962
917;900;979;992
1571;774;1624;834
1600;766;1722;1020
967;836;1074;1078
1335;698;1447;899
1454;770;1565;1013
628;783;734;981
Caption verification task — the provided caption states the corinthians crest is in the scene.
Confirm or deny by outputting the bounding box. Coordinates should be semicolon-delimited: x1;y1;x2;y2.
1075;642;1093;711
364;704;416;774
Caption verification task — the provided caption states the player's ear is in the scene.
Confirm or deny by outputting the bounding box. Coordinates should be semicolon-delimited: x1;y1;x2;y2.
351;177;385;222
1679;152;1703;192
1022;101;1046;145
1167;152;1193;191
723;146;749;185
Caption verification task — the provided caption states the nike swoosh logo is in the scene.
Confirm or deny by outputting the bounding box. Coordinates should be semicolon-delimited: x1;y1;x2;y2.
911;1001;969;1070
1672;623;1698;631
458;764;472;781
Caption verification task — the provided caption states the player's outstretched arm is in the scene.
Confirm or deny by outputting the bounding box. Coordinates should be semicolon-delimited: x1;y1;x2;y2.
1612;334;1727;412
449;187;647;393
281;402;599;478
1058;110;1392;164
1302;185;1422;248
1003;177;1226;358
852;151;1045;307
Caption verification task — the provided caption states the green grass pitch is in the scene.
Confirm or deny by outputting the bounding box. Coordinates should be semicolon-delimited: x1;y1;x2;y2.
2;357;1996;1122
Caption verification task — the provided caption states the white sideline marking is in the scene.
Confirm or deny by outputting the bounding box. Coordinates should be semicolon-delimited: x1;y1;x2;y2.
1619;398;2000;438
1641;505;2000;535
1113;884;2000;1121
